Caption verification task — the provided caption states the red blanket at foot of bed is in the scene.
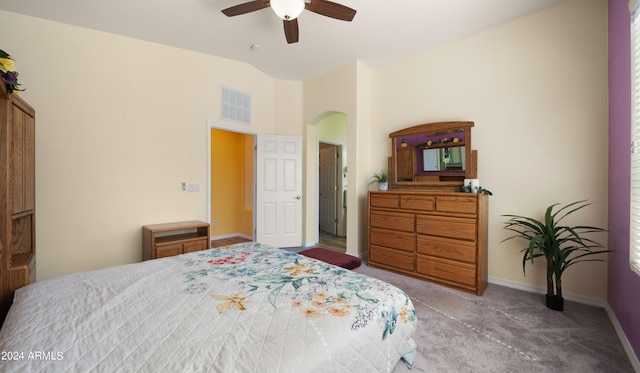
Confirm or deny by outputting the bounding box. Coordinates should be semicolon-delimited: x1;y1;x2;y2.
299;247;361;269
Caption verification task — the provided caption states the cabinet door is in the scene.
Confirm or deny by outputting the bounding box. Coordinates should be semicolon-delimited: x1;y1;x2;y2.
10;104;35;215
23;109;35;212
396;147;415;181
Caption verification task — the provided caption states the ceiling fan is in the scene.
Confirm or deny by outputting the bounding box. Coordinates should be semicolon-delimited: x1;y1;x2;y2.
221;0;357;44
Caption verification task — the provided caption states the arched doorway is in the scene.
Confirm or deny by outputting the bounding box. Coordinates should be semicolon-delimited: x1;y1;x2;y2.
316;113;347;251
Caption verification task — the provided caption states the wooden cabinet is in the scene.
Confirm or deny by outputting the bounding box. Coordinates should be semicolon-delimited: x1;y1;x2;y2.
396;147;416;181
0;90;36;324
142;221;211;260
368;191;488;295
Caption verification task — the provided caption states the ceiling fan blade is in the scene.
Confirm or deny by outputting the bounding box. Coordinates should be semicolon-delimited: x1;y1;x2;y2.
283;19;299;44
305;0;356;21
221;1;270;17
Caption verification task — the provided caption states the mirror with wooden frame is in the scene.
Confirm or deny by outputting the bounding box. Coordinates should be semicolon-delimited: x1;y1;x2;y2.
389;121;477;189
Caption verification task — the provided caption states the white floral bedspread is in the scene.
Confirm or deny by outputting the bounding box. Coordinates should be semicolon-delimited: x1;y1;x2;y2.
0;242;417;372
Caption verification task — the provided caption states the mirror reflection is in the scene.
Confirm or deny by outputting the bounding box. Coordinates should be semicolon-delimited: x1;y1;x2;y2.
390;121;475;186
395;128;467;182
422;146;466;171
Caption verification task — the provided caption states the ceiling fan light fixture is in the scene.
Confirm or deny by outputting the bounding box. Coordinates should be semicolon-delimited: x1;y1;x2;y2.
270;0;305;20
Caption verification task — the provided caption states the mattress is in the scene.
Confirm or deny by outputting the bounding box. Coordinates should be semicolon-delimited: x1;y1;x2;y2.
0;242;417;372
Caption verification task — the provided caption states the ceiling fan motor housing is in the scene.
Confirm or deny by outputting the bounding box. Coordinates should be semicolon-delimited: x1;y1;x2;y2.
270;0;306;20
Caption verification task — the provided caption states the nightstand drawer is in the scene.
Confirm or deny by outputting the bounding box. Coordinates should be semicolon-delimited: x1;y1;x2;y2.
183;238;208;253
156;242;183;258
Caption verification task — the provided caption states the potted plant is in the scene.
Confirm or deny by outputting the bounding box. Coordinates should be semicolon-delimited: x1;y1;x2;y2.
371;169;389;191
502;200;608;311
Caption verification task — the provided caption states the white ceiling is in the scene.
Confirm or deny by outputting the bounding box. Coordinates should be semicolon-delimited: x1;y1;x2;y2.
0;0;562;81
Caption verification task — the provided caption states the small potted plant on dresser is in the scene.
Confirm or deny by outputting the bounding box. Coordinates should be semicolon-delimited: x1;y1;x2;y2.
371;169;389;191
501;200;608;311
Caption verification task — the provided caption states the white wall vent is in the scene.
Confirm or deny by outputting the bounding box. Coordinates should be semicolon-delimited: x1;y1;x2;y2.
221;86;252;125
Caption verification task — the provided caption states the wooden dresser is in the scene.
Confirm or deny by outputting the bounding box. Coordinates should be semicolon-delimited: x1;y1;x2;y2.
0;89;36;324
368;190;488;295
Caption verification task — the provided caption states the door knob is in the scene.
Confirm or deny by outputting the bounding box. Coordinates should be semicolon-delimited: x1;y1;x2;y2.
295;195;301;200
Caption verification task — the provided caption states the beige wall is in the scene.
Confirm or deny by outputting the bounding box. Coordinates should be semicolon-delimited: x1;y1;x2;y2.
1;0;610;302
0;11;303;280
369;0;608;301
303;61;371;257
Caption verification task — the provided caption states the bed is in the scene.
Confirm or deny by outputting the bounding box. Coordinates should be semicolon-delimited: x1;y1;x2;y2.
0;242;417;372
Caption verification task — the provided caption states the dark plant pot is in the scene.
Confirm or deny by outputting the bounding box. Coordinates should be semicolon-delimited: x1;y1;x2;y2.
546;294;564;311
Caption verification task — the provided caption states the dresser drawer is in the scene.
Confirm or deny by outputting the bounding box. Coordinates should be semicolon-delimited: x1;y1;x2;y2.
400;195;434;211
156;242;183;258
370;193;400;209
417;256;476;288
417;235;476;263
183;238;208;253
370;245;415;271
370;211;414;232
416;215;476;241
370;227;414;252
435;195;477;214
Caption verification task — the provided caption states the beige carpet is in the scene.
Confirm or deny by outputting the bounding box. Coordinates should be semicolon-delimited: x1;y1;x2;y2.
353;262;634;373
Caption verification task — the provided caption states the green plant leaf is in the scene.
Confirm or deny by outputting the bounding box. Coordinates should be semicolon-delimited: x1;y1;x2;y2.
370;169;388;183
501;200;607;286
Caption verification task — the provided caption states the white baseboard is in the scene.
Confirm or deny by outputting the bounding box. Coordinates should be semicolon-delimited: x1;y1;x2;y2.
210;233;252;241
604;303;640;373
488;276;607;307
489;276;640;372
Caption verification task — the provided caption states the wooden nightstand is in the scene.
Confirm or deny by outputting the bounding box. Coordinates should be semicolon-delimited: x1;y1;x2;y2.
142;221;211;260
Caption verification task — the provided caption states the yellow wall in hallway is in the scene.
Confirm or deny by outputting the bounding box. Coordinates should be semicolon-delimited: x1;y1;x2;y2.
210;128;253;238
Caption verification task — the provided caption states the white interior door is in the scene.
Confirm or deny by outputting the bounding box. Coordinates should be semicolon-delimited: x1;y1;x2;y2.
256;134;302;248
319;143;338;235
